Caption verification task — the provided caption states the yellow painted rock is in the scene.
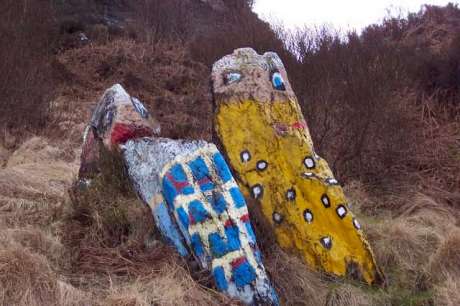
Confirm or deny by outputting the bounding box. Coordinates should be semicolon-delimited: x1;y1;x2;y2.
212;48;383;285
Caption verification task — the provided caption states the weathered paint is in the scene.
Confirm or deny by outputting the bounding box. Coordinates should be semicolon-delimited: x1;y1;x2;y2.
123;138;279;305
160;144;278;305
90;84;161;150
79;85;279;304
78;84;161;184
212;48;383;285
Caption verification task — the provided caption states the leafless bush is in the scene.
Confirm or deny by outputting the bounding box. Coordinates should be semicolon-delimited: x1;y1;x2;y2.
0;0;55;134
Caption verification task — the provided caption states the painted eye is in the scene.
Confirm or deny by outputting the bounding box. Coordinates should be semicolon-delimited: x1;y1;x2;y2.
131;97;149;119
224;72;242;85
271;72;286;91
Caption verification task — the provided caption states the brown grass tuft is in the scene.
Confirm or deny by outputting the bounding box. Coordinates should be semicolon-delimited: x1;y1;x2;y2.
103;264;235;306
0;244;58;305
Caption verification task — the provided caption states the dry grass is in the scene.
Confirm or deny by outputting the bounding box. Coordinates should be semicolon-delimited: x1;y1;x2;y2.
0;2;459;305
102;264;235;306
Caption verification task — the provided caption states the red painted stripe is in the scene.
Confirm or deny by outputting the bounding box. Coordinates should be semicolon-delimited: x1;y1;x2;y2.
110;123;153;146
231;256;247;269
224;219;233;228
292;121;307;130
240;214;250;223
165;173;189;190
197;176;211;186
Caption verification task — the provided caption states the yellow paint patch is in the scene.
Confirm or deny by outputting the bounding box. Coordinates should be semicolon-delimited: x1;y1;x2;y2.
216;98;382;284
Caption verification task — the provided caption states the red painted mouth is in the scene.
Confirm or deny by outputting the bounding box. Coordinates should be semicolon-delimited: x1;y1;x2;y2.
110;123;154;146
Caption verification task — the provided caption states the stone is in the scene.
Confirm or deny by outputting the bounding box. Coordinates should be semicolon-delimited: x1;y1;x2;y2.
77;84;279;305
212;48;384;285
90;84;161;151
78;84;161;182
122;138;279;305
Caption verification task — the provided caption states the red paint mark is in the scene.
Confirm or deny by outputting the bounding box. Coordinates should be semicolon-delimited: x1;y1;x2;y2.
231;256;247;269
189;214;196;225
197;177;211;186
292;121;307;130
110;123;154;146
224;219;233;228
165;173;189;191
240;214;250;223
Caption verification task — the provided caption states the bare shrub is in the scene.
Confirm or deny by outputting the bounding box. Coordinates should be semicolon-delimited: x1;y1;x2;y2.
0;0;55;134
54;39;212;140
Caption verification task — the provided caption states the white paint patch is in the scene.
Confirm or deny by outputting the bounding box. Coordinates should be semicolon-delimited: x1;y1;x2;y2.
304;157;315;169
337;205;347;218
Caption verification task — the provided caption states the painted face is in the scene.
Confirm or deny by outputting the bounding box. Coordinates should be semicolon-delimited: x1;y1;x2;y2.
90;84;161;150
212;48;383;285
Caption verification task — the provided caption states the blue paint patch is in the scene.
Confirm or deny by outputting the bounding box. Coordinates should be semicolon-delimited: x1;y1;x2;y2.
170;164;188;181
270;288;281;306
230;187;246;208
188;157;215;191
225;225;241;250
210;192;227;214
191;233;205;257
244;222;257;244
152;202;188;256
162;176;177;207
200;181;215;192
213;266;229;291
272;72;286;91
254;249;263;264
162;164;195;205
232;260;257;288
188;200;209;224
188;157;209;180
208;225;241;258
176;207;189;229
213;153;232;183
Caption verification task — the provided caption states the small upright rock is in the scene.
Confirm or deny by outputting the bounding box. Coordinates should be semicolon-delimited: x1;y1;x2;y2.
78;84;160;182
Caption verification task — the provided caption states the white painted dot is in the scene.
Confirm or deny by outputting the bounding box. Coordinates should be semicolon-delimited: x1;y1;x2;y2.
241;151;251;163
320;236;332;249
273;212;283;224
257;161;268;171
353;218;361;230
304;210;313;223
252;185;263;199
326;178;338;185
304;157;315;169
321;195;330;207
337;205;347;218
286;188;296;201
303;172;314;178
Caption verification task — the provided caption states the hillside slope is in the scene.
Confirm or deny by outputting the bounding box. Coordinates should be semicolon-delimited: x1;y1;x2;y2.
0;1;459;305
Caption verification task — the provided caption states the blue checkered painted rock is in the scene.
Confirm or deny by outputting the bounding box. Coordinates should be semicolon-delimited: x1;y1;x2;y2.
123;138;279;305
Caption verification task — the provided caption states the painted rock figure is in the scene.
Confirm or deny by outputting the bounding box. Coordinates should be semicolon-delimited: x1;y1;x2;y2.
78;84;278;305
123;138;278;305
79;84;160;183
212;48;383;285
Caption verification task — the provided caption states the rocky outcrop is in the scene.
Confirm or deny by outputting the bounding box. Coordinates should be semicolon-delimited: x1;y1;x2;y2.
212;48;384;285
77;84;278;305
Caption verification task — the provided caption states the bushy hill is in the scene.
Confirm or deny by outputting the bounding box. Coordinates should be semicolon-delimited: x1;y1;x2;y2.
0;1;459;305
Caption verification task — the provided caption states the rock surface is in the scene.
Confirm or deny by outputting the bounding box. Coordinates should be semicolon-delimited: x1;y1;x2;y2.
123;138;278;305
77;84;278;305
212;48;383;285
79;84;160;181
